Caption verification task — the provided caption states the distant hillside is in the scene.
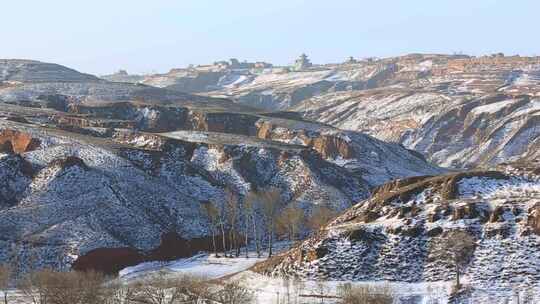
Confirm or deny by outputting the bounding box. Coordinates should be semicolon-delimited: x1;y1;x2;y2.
0;59;444;274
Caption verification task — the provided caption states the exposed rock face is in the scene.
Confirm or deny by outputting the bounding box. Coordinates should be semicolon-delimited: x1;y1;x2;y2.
255;169;540;299
528;203;540;235
253;118;443;187
0;129;41;153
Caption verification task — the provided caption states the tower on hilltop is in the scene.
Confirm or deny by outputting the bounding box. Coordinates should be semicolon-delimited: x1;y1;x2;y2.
293;53;312;71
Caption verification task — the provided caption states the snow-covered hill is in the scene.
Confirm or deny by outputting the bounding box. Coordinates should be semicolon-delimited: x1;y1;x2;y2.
0;101;441;273
295;90;540;169
256;168;540;301
0;120;366;272
0;59;100;83
112;54;540;170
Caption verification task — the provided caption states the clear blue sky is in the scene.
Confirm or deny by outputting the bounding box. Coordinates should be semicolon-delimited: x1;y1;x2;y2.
2;0;539;75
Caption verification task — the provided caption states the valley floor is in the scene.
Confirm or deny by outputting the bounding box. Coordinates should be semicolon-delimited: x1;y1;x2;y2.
115;242;540;303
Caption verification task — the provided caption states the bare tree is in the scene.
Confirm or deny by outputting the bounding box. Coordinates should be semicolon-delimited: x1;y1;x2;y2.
44;270;107;304
244;191;261;258
242;204;250;259
276;204;304;245
129;274;211;304
0;264;10;304
215;281;254;304
225;188;240;257
177;275;212;303
259;187;282;257
18;269;109;304
430;230;476;290
103;283;136;304
216;198;228;258
307;206;337;231
201;201;220;257
129;277;182;304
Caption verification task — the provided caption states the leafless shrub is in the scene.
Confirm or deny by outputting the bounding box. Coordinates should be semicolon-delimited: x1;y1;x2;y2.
129;279;181;304
103;283;137;304
46;270;107;304
18;269;56;304
337;283;395;304
16;268;215;304
18;269;109;304
128;274;212;304
214;281;254;304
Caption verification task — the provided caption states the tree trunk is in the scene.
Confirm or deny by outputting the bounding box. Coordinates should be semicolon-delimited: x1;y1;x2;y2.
234;228;240;257
229;229;234;257
252;214;261;258
246;232;249;259
268;222;274;257
211;228;217;257
220;222;227;257
289;226;293;245
245;222;249;258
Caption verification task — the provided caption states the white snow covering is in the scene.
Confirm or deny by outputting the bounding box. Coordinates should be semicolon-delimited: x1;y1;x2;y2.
264;172;540;303
120;253;266;281
119;245;457;303
458;176;540;199
470;99;517;115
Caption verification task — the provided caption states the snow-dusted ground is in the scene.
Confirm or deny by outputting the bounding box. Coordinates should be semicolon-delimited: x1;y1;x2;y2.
119;242;292;282
117;244;456;303
119;253;266;282
231;271;455;304
118;253;458;303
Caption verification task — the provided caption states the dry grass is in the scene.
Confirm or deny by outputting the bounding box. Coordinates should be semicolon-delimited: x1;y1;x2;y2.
337;283;395;304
